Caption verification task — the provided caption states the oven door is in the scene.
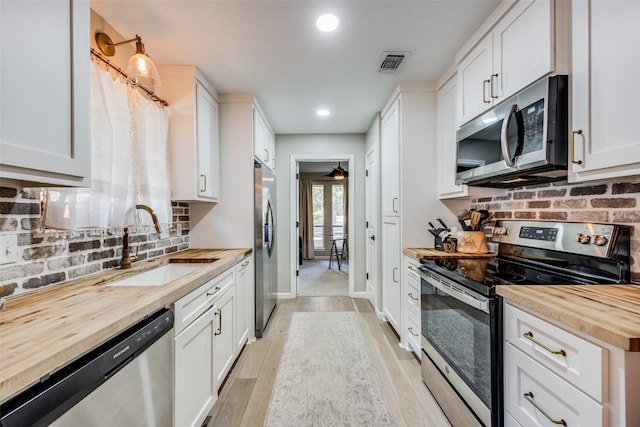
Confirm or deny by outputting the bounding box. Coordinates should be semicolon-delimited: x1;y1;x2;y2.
420;269;502;427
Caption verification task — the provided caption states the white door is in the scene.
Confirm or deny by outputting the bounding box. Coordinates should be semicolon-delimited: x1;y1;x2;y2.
457;35;493;125
570;0;640;181
381;98;400;216
196;82;220;200
365;148;378;308
382;216;401;332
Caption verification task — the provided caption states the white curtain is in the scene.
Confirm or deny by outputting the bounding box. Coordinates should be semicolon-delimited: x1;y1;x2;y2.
44;61;171;230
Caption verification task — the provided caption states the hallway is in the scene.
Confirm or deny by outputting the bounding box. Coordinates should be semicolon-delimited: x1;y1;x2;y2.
205;297;450;426
297;259;349;296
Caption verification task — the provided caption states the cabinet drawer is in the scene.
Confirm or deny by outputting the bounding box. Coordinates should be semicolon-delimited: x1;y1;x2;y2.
505;303;607;401
406;313;421;356
173;267;235;335
506;344;605;427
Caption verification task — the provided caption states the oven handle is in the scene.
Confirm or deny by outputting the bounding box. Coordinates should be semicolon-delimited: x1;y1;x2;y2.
420;271;489;314
500;103;518;167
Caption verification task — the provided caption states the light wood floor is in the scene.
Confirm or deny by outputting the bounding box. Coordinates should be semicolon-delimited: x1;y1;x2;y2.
204;296;451;426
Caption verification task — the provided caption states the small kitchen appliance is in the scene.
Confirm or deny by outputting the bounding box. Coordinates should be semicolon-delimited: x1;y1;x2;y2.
418;220;631;427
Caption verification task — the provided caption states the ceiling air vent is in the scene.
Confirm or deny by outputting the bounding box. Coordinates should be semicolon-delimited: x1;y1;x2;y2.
378;52;410;73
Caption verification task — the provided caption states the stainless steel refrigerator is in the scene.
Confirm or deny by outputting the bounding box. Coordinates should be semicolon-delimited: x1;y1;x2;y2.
254;161;277;338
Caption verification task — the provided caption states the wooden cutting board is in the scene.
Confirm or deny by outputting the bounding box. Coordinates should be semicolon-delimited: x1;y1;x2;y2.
169;249;229;263
403;247;497;260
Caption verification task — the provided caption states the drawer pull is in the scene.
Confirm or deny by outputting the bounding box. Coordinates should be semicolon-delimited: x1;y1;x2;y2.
207;286;221;297
408;327;419;337
523;392;567;426
408;265;417;271
215;308;222;336
408;292;419;301
523;331;566;356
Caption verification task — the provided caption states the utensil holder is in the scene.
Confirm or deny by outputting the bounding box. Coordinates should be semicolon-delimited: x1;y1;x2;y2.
456;231;489;254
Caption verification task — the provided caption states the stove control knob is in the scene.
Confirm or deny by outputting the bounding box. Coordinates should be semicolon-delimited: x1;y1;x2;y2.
576;233;591;244
593;235;608;246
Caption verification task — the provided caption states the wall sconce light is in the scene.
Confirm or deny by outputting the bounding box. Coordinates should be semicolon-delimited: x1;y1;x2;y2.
95;32;161;88
325;162;348;180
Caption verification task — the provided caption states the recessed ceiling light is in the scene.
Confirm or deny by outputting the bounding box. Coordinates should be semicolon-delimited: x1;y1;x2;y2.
316;14;339;32
317;109;331;117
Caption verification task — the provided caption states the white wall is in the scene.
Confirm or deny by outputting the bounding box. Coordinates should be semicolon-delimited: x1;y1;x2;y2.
275;134;367;296
189;97;255;248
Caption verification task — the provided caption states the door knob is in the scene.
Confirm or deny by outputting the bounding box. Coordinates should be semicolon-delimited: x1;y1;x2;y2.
370;235;375;241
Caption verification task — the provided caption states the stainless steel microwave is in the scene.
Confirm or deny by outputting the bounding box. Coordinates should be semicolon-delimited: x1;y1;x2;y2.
455;75;568;188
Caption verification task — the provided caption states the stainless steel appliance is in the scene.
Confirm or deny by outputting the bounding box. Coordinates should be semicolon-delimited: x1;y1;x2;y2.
419;220;631;427
0;308;174;427
456;75;568;188
255;160;277;338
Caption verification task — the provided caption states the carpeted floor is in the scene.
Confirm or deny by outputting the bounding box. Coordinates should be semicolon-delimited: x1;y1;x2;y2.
264;311;394;427
298;258;349;296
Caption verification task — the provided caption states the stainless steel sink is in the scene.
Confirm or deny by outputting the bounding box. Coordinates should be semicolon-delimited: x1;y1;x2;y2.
106;264;204;287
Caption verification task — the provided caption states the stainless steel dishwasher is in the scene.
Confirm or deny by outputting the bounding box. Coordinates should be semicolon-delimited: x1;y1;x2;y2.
0;308;174;427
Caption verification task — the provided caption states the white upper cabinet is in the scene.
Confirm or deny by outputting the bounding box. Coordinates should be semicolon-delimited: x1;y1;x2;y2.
437;76;467;198
157;66;220;202
0;0;90;187
457;0;563;126
254;107;275;171
381;97;401;217
570;0;640;182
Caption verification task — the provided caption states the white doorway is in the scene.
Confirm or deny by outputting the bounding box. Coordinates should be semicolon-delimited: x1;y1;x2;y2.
365;147;379;308
290;155;354;297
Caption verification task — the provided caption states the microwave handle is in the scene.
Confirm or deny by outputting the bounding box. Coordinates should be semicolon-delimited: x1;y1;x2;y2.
501;104;519;167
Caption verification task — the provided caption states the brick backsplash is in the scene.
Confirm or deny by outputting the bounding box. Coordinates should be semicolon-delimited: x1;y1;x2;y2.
470;180;640;284
0;187;190;297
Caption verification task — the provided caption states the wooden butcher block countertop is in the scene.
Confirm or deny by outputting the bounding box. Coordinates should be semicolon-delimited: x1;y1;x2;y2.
403;247;496;260
0;248;251;403
497;284;640;352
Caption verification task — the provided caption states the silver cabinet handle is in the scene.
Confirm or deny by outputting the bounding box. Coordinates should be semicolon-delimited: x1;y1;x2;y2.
483;79;491;103
264;148;270;162
215;308;222;336
523;331;567;356
408;265;417;271
200;174;207;192
392;267;399;283
523;392;567;426
490;73;499;99
241;261;250;267
571;130;584;165
392;197;399;213
408;327;419;337
207;286;221;297
408;292;419;301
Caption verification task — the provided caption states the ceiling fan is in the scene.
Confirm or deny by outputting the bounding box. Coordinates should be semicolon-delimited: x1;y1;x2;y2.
325;161;348;180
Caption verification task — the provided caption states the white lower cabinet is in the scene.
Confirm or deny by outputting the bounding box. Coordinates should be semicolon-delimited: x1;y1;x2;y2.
504;302;640;427
213;286;236;390
172;264;240;427
382;217;401;332
403;256;421;357
174;306;216;427
235;256;252;353
505;344;605;427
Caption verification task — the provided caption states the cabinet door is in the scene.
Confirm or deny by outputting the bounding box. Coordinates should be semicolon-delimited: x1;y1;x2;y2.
381;97;401;216
570;0;640;181
196;82;220;200
457;36;493;125
437;76;468;198
0;0;90;187
213;287;236;390
382;217;401;331
174;307;216;427
235;257;251;352
493;0;553;101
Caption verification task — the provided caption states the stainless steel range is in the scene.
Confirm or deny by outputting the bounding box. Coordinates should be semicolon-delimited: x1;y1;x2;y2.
418;220;631;427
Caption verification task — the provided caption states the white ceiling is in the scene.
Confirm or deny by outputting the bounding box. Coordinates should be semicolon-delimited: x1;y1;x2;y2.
90;0;500;135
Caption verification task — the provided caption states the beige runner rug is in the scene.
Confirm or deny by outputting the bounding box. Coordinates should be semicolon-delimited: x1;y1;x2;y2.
264;311;394;426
